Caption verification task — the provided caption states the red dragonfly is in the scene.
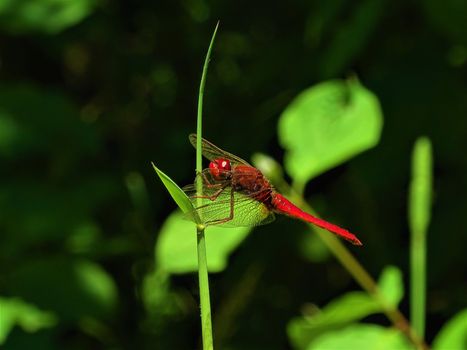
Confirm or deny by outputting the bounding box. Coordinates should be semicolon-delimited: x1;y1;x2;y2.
185;134;362;246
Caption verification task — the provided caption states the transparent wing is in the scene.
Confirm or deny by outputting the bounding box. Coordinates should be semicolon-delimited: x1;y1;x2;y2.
183;180;275;227
182;168;231;196
189;134;252;166
182;166;262;195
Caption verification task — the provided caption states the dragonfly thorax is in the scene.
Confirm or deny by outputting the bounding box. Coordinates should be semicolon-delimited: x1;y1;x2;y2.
209;158;231;180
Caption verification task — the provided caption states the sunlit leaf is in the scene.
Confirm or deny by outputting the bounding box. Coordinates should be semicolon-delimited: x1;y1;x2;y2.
0;0;97;34
278;78;383;187
0;297;57;345
432;309;467;350
156;211;251;273
378;265;404;308
152;163;199;223
307;324;414;350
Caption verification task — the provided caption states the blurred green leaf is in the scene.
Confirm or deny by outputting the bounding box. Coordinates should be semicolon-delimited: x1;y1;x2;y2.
307;324;414;350
156;211;251;273
318;0;386;78
432;309;467;350
0;110;19;157
288;292;380;349
421;0;467;45
142;269;185;318
298;233;331;263
251;152;284;185
0;297;57;345
278;79;383;188
378;265;404;308
288;266;403;349
152;163;199;223
0;84;99;158
0;0;97;34
6;258;118;322
0;176;117;257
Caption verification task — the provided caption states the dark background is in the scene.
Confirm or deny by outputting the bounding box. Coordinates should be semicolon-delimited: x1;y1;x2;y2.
1;0;466;349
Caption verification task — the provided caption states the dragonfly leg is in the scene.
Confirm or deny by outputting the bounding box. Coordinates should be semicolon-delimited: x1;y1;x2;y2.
204;187;235;226
195;171;221;188
192;184;228;202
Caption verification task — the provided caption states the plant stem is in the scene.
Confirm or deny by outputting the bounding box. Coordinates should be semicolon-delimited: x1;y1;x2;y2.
411;230;426;340
197;225;213;350
286;192;429;350
409;137;432;341
195;22;219;350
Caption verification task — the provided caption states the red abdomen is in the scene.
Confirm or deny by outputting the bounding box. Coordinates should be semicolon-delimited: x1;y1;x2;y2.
271;193;362;246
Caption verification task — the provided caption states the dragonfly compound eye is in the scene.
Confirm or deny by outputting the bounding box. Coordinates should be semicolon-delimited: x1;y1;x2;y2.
209;158;231;179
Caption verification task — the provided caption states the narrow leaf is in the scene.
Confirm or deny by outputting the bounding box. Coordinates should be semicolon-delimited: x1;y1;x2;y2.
152;162;199;223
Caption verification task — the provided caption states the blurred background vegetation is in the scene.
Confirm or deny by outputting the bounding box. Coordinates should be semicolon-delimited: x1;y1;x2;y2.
1;0;466;349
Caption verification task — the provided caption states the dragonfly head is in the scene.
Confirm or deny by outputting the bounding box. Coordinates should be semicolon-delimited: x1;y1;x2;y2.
209;158;231;179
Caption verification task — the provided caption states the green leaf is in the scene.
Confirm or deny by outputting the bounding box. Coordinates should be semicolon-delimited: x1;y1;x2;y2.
152;163;199;223
317;0;386;79
0;110;19;157
0;83;99;158
156;211;251;273
6;258;118;321
432;309;467;350
288;266;404;349
307;324;414;350
288;292;381;349
0;297;57;345
377;265;404;308
142;269;184;318
251;152;285;186
0;0;97;34
278;78;383;187
298;233;331;263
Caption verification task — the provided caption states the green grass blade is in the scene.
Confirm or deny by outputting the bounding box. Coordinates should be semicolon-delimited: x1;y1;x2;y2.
151;162;200;224
195;21;219;350
196;21;219;176
408;137;433;340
